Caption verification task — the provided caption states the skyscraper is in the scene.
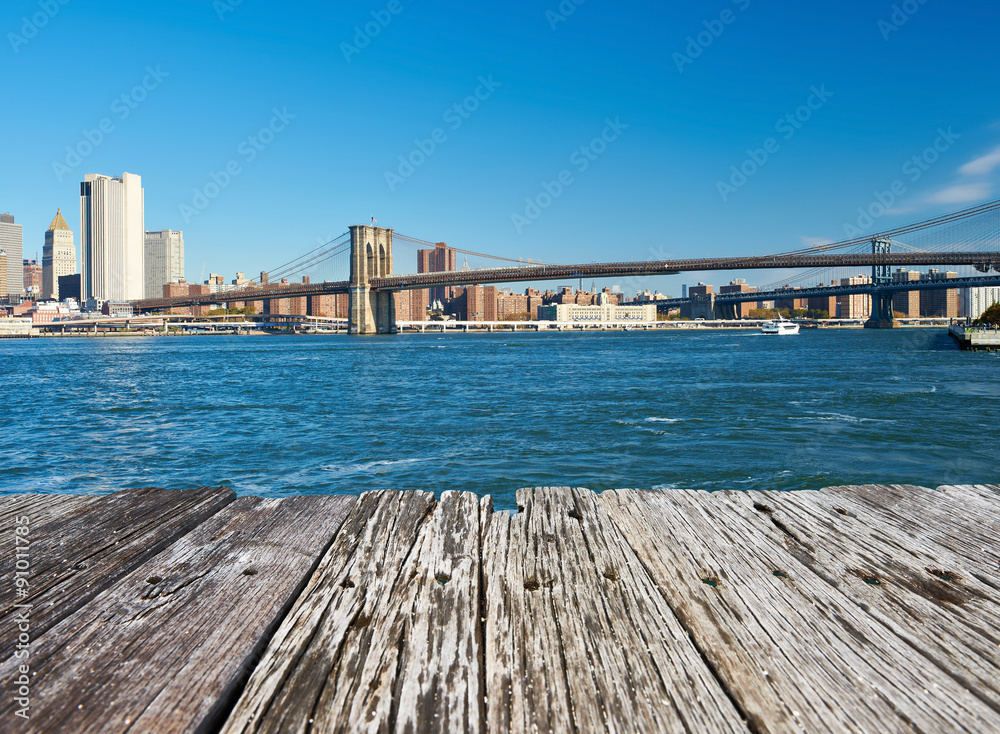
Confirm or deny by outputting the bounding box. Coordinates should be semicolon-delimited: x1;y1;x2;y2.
42;208;77;300
80;172;144;301
144;229;184;298
0;213;24;295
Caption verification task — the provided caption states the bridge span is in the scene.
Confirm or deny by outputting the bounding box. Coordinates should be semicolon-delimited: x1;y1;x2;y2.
133;234;1000;329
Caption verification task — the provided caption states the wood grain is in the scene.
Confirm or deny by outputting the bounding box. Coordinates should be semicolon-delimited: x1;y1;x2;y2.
221;489;484;734
0;494;354;734
0;486;234;651
601;487;1000;733
482;486;749;734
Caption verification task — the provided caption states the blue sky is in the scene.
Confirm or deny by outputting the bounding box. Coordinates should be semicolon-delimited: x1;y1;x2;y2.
3;0;1000;293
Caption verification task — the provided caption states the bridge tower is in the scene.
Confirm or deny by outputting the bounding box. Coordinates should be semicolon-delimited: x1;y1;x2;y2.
348;225;396;334
865;236;897;329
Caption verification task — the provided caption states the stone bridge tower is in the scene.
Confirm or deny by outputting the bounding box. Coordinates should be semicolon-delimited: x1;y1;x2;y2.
348;225;396;334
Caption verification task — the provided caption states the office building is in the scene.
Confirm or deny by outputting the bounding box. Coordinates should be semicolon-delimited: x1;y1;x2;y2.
80;172;144;302
0;250;5;297
538;294;656;323
0;213;23;295
144;230;184;299
42;209;77;300
58;274;81;303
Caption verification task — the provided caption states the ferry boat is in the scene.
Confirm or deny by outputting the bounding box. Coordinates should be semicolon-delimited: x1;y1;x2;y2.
761;317;800;335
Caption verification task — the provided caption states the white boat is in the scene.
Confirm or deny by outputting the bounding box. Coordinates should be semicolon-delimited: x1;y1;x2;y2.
761;318;800;335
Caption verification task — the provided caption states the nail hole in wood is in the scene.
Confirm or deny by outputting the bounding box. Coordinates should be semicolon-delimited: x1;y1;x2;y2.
772;570;789;579
524;579;540;592
340;578;355;589
927;568;960;583
146;575;163;584
74;561;88;571
702;577;719;588
850;568;882;586
568;509;582;522
602;568;618;582
242;568;258;577
435;574;451;585
834;507;849;516
753;503;773;515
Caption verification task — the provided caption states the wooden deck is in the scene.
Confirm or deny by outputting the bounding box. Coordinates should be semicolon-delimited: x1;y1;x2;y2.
2;484;999;733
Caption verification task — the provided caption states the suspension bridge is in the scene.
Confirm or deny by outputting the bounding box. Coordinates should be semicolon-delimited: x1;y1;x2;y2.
132;200;1000;333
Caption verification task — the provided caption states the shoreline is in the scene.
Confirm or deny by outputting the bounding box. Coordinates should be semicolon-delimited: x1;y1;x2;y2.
8;321;959;339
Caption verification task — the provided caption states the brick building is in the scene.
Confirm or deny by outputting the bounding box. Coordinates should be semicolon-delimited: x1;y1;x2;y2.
719;279;758;318
836;275;871;319
891;269;921;318
920;270;958;317
453;284;497;321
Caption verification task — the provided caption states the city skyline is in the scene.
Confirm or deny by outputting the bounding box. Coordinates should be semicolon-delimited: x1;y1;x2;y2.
3;1;1000;292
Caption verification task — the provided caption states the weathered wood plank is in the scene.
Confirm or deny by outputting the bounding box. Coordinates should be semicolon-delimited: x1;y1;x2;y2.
0;494;355;734
601;488;1000;733
731;487;1000;714
482;487;749;734
221;489;483;734
822;484;1000;582
0;486;234;652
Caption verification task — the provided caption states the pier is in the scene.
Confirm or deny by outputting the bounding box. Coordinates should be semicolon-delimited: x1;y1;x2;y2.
2;483;1000;732
949;323;1000;350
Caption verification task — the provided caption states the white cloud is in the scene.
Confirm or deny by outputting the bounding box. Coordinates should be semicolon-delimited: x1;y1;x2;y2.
959;146;1000;176
926;181;993;205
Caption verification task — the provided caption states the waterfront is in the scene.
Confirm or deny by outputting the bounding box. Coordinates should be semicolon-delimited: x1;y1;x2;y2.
1;329;997;510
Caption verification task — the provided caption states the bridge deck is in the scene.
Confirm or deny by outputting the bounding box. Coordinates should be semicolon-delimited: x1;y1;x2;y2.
3;484;999;733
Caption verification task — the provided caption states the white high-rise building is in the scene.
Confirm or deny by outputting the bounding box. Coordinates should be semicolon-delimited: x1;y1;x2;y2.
80;172;144;302
144;230;184;298
960;285;1000;320
0;213;24;295
42;208;77;300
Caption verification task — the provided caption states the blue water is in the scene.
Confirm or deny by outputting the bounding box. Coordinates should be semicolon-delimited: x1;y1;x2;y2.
1;329;997;510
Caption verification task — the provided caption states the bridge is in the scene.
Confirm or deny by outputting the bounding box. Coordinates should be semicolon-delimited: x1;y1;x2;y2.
132;199;1000;333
